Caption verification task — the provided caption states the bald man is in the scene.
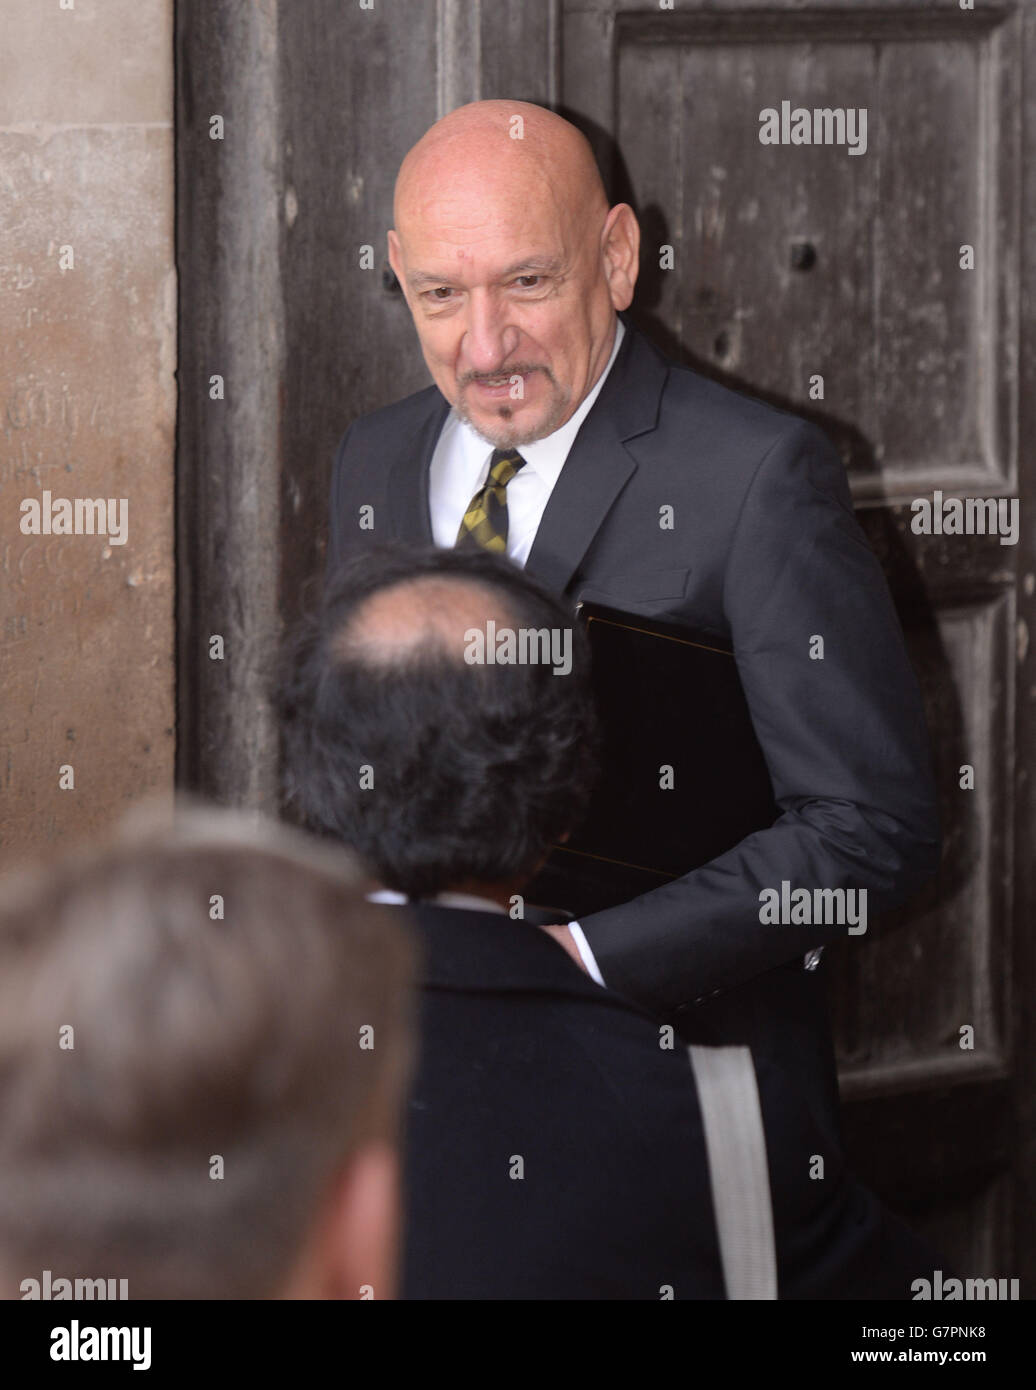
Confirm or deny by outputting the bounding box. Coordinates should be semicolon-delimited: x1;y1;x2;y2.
325;100;940;1129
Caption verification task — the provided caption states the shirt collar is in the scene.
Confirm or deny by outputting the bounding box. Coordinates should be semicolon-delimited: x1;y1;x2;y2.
367;888;507;916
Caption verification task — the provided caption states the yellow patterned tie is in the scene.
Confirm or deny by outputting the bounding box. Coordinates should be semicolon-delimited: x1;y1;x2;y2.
455;449;528;553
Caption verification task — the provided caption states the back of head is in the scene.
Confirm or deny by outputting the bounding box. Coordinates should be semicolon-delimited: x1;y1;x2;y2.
0;806;414;1300
280;545;599;898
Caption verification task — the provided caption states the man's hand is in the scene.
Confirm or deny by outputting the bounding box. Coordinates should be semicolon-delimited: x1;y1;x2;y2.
539;923;589;974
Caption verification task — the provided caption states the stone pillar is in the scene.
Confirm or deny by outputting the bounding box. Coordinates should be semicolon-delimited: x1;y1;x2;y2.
175;0;285;809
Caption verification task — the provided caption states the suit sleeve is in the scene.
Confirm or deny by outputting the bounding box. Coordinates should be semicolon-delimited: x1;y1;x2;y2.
579;420;941;1013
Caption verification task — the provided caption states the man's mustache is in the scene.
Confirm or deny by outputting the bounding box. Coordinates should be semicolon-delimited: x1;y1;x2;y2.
459;364;553;387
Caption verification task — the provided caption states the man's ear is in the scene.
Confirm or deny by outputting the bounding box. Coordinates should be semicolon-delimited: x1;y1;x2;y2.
306;1140;402;1300
601;203;640;312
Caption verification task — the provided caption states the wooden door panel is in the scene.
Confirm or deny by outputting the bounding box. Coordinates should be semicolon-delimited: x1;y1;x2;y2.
605;5;1020;497
828;591;1012;1074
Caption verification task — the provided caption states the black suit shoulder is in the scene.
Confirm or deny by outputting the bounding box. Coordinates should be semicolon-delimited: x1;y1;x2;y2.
335;381;444;456
650;354;842;494
327;384;446;567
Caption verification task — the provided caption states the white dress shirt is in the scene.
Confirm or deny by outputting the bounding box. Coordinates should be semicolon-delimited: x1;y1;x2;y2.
425;320;626;985
367;888;505;915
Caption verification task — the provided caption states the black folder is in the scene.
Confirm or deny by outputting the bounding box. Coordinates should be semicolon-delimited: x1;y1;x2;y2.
525;601;780;918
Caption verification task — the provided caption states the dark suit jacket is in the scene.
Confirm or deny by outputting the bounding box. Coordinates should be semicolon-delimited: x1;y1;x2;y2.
398;901;938;1300
328;319;940;1126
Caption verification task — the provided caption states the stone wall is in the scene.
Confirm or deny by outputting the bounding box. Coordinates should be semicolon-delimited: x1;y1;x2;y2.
0;0;175;866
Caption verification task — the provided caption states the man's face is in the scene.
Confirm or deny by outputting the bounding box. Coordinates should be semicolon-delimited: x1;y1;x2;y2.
389;173;628;449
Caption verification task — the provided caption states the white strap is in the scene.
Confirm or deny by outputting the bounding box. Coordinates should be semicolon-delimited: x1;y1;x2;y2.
688;1044;777;1300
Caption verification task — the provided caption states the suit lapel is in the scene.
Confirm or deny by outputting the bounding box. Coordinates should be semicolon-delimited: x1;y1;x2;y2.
386;392;450;543
525;321;669;595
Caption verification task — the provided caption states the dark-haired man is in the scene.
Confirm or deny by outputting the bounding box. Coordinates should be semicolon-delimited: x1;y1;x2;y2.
281;544;938;1300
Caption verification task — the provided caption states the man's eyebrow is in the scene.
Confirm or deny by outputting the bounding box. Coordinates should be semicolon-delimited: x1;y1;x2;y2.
407;270;454;289
406;257;563;290
498;256;564;279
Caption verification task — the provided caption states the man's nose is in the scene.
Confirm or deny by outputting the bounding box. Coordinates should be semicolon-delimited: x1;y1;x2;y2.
461;291;520;374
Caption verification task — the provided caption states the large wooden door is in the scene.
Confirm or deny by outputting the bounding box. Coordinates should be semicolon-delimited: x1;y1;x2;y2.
558;0;1035;1283
177;0;1034;1284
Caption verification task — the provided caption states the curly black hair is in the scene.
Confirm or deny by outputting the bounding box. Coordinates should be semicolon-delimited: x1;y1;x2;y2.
277;544;600;898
